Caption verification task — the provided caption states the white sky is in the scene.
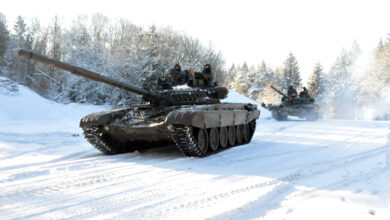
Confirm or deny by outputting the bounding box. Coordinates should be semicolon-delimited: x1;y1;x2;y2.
3;0;390;82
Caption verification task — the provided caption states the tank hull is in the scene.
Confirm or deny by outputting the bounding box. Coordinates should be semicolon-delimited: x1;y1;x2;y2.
80;103;260;157
265;103;319;121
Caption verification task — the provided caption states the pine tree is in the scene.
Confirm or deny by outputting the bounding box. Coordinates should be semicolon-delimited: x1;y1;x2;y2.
13;16;27;47
232;62;250;95
308;62;324;99
281;52;301;89
254;61;275;103
9;16;30;84
225;64;236;88
246;64;258;99
325;42;362;119
362;37;390;103
0;13;9;59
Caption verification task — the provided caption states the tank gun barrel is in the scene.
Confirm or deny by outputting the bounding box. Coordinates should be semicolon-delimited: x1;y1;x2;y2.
18;49;228;106
18;49;156;98
270;85;288;98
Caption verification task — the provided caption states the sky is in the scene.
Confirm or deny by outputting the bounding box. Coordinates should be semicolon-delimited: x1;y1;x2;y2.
3;0;390;82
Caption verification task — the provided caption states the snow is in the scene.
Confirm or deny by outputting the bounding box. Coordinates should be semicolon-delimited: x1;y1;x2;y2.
0;77;108;133
1;77;390;219
223;90;272;119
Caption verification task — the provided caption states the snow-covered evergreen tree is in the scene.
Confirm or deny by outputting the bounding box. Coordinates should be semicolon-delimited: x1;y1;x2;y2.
308;62;324;99
9;16;31;84
363;37;390;101
281;52;301;89
325;42;362;119
254;61;278;104
225;64;237;88
231;62;250;95
0;13;9;59
13;16;27;48
246;63;262;100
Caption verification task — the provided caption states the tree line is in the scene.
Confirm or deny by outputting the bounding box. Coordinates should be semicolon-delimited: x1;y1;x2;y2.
1;12;389;119
227;40;390;120
0;13;224;106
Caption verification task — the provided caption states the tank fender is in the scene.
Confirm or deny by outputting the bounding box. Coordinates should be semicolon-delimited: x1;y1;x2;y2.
80;109;127;126
166;109;260;129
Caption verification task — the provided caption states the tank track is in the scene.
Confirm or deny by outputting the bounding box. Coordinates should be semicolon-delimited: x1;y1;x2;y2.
248;119;256;142
82;125;128;155
168;125;206;157
169;120;257;157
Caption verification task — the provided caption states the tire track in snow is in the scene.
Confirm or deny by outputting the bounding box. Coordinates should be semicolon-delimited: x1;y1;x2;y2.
2;120;389;219
209;135;390;219
2;159;227;219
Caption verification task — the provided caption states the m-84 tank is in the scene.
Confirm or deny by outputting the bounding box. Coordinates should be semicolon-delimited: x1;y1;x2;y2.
18;49;260;157
262;85;319;121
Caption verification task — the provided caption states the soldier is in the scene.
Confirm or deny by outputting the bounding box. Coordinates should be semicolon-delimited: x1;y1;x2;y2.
173;63;181;71
201;64;215;86
168;64;187;86
287;85;297;105
299;87;309;98
287;85;297;97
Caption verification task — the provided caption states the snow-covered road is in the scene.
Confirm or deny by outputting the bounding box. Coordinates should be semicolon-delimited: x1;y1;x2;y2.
1;77;390;219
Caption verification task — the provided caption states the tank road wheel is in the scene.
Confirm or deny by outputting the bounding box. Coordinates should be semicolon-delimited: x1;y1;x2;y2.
272;111;288;121
243;123;250;143
169;125;210;157
197;128;209;154
235;125;243;144
306;111;318;121
271;111;278;120
219;127;228;148
228;126;236;146
209;128;219;151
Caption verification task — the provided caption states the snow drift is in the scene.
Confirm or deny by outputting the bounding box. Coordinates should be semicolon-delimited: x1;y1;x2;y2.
0;76;108;133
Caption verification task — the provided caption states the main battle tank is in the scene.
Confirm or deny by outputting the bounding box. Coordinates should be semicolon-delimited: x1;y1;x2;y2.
262;85;319;121
18;49;260;157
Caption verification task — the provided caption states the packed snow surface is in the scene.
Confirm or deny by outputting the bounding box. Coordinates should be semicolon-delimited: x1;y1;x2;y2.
1;77;390;219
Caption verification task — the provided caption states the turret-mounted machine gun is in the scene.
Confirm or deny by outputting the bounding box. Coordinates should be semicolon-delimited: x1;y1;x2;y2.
18;49;260;157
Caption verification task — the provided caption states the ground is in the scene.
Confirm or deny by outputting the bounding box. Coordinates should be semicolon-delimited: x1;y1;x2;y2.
1;77;390;219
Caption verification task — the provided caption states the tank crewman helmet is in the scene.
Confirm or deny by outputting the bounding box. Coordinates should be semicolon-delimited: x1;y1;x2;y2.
203;64;211;73
174;64;181;71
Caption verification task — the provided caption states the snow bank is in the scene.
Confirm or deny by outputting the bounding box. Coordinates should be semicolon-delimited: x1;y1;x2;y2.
0;77;108;133
222;89;271;119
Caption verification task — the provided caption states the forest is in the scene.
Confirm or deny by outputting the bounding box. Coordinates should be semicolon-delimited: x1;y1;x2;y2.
1;13;390;119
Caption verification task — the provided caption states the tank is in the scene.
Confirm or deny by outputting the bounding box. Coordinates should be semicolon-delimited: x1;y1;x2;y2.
18;49;260;157
262;85;319;121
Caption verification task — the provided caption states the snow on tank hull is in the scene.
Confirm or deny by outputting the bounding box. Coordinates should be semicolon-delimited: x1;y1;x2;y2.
80;103;260;157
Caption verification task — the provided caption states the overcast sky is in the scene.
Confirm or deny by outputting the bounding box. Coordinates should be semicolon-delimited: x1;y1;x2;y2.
3;0;390;81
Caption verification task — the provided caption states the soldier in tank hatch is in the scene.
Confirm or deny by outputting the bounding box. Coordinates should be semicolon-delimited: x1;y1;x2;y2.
201;64;216;86
168;64;187;86
287;85;297;97
299;87;309;98
286;85;298;104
